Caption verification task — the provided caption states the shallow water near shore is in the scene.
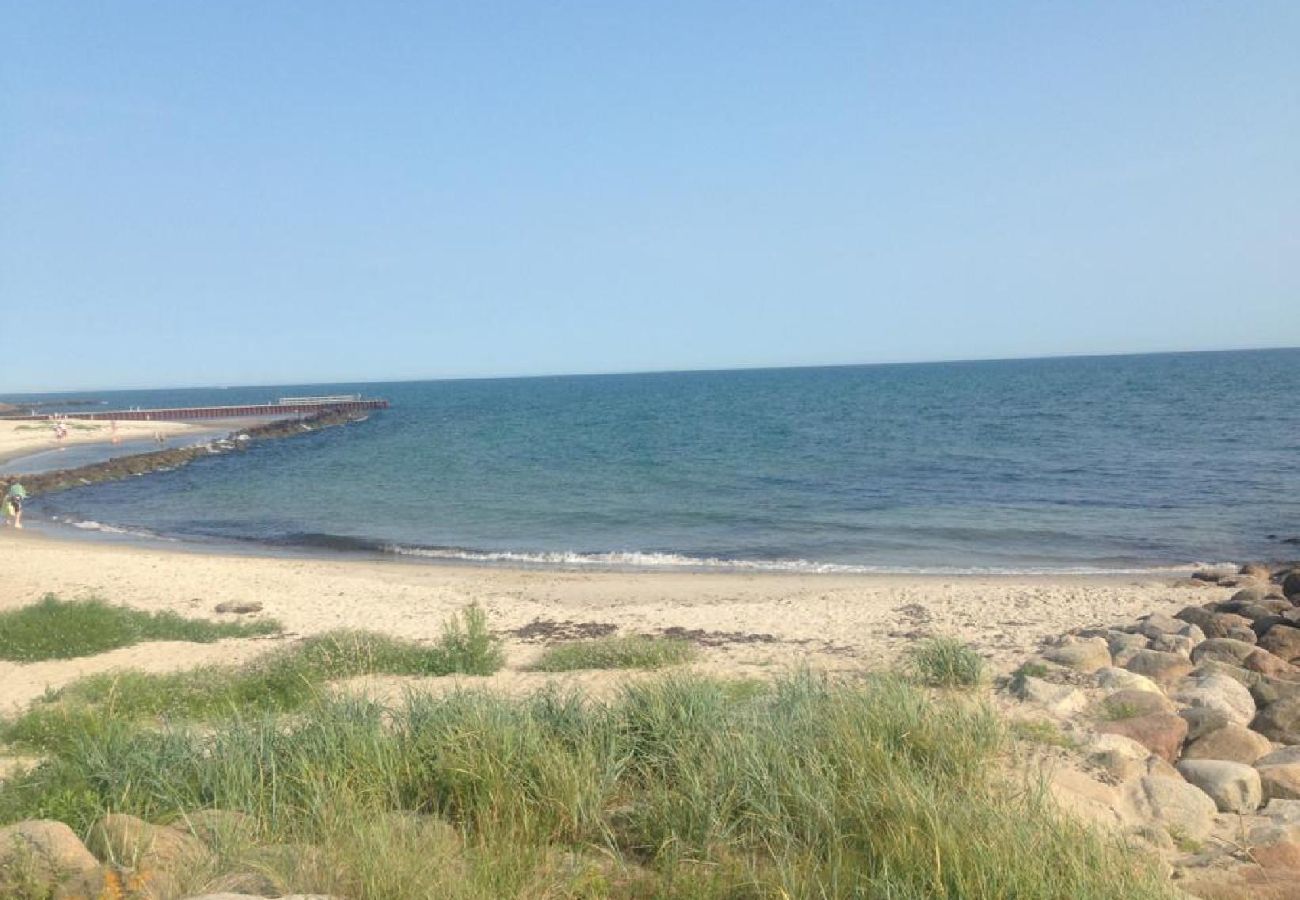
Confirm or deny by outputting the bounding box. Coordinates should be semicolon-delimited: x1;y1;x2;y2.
7;348;1300;572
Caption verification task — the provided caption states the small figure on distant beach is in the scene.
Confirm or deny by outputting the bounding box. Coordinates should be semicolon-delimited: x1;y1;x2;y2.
111;419;120;444
3;481;26;529
154;431;165;445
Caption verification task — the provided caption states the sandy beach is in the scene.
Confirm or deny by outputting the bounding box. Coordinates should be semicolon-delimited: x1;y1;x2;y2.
0;419;209;467
0;525;1226;714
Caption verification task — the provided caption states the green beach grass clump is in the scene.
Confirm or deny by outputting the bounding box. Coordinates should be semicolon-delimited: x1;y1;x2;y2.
0;672;1173;899
1;605;504;753
905;637;987;687
531;634;697;672
0;595;281;662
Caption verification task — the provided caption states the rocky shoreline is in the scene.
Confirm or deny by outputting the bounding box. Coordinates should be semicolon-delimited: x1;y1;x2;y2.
5;408;372;499
1014;562;1300;898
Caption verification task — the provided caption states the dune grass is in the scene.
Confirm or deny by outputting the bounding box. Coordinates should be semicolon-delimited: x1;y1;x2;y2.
0;595;281;662
1;604;503;754
906;636;987;687
0;671;1173;899
531;634;697;672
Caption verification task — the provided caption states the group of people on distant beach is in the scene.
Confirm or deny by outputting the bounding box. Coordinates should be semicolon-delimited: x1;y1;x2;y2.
2;480;26;529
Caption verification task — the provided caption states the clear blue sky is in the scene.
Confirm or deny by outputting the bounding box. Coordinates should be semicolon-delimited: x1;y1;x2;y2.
2;2;1297;392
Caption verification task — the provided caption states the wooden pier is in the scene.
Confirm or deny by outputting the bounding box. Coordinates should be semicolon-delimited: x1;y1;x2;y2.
0;396;389;422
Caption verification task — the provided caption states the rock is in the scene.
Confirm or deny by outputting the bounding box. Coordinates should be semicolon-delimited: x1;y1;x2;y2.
1174;673;1257;727
1049;768;1128;829
1192;569;1227;583
1253;674;1300;708
1253;615;1292;638
1014;677;1088;716
1096;712;1189;763
1183;724;1275;764
1176;759;1263;812
1258;764;1300;802
1253;839;1300;870
1227;625;1261;644
1137;611;1185;638
1129;774;1217;840
1176;605;1227;636
0;820;100;891
86;813;209;898
1181;707;1233;741
1263;798;1300;824
1259;748;1300;768
1226;585;1271;606
1106;632;1149;658
1192;638;1260;667
1247;648;1300;679
1098;689;1174;719
1151;633;1197;655
1261;625;1300;664
1124;649;1193;685
1085;733;1157;782
1253;696;1300;744
1095;666;1163;695
1043;637;1111;673
1284;570;1300;599
1194;659;1261;688
214;601;263;615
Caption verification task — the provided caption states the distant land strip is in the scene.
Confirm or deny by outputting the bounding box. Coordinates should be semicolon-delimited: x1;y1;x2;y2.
5;407;373;498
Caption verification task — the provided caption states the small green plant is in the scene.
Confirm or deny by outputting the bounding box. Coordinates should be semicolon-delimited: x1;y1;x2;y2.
436;603;504;675
905;637;986;687
1099;699;1142;721
1166;825;1202;854
531;635;696;672
0;595;280;662
1009;718;1078;749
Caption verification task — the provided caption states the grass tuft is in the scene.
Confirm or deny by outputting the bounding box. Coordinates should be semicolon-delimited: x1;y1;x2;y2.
0;606;505;753
905;637;987;687
0;595;280;662
531;635;697;672
0;671;1174;899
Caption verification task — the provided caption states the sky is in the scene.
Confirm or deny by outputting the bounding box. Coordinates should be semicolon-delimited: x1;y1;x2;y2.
1;2;1297;392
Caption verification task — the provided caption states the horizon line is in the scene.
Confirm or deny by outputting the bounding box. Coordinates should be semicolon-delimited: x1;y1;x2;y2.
4;343;1299;396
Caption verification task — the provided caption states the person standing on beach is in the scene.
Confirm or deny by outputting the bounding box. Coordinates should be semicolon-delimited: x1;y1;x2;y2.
3;481;26;529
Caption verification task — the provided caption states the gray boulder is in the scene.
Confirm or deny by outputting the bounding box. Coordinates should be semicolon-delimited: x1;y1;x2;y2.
1252;696;1300;744
1128;775;1218;840
1176;759;1263;813
1191;638;1259;667
1173;673;1257;727
1124;649;1193;685
1182;723;1274;765
1044;637;1111;673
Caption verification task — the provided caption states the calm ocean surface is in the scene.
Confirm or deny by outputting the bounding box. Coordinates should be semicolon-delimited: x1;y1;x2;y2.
7;350;1300;573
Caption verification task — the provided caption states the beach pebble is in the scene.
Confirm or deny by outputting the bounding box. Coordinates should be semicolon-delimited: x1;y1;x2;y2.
1176;759;1262;813
1182;724;1274;765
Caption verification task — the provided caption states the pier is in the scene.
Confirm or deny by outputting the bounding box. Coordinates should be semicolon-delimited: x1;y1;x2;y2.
0;395;389;422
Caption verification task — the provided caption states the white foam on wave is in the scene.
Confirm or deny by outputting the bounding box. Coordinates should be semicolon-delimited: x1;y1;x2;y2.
382;544;1198;576
55;516;176;541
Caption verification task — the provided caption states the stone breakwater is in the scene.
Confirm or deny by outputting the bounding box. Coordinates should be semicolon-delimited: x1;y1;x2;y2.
3;408;371;498
1013;562;1300;898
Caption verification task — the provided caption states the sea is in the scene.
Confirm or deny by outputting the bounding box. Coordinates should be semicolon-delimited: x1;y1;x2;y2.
5;349;1300;574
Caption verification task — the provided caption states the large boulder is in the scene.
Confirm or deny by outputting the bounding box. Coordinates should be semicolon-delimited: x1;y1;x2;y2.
1043;637;1111;673
0;820;99;892
1124;649;1193;685
1095;712;1189;763
1246;647;1300;679
1257;764;1300;802
1127;775;1218;840
86;813;209;899
1095;666;1163;695
1253;675;1300;708
1176;606;1229;637
1181;707;1233;742
1098;689;1174;719
1182;723;1275;765
1014;677;1087;717
1137;612;1184;639
1261;626;1300;664
1282;569;1300;599
1174;673;1257;727
1106;632;1148;661
1253;696;1300;744
1176;759;1263;813
1192;638;1261;668
1257;747;1300;768
1085;733;1158;782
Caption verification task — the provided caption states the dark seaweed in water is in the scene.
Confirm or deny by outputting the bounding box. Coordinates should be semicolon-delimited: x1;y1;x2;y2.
7;408;371;498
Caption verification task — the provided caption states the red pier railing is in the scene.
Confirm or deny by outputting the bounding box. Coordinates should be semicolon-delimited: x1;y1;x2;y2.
0;399;389;422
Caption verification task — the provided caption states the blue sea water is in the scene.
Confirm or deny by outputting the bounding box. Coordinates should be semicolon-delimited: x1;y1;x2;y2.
6;349;1300;572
